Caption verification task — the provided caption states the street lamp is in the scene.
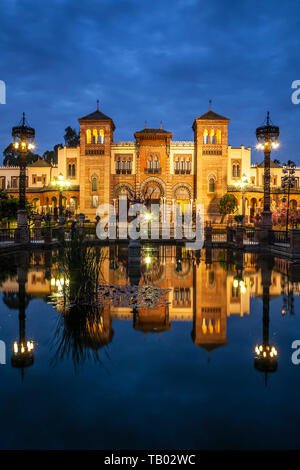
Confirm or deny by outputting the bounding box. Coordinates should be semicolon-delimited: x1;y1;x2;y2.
51;173;71;218
256;112;280;230
12;113;35;242
282;160;296;234
233;174;249;222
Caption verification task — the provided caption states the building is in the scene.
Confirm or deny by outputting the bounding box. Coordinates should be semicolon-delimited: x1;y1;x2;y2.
1;104;300;221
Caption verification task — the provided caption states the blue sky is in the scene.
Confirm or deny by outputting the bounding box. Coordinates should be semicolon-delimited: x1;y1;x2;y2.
0;0;300;163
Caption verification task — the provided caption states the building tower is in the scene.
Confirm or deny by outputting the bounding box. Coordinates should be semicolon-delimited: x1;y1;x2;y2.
78;104;115;219
193;105;230;221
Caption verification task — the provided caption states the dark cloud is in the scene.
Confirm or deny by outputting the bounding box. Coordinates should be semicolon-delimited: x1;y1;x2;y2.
0;0;300;163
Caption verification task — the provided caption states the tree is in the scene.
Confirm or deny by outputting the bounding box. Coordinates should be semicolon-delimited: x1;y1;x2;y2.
219;194;238;222
0;190;32;228
3;143;41;166
43;144;63;165
64;126;80;147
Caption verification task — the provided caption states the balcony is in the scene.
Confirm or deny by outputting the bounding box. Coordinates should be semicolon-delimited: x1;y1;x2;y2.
144;168;162;174
116;169;132;175
174;169;191;175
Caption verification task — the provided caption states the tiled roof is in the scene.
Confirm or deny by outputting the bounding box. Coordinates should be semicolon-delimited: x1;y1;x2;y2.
135;128;171;134
28;158;51;167
196;110;229;121
78;109;116;130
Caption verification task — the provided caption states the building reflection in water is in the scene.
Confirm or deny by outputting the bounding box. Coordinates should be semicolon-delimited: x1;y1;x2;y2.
0;246;299;376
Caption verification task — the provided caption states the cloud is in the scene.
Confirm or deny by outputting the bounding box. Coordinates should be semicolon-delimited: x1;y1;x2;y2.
0;0;299;163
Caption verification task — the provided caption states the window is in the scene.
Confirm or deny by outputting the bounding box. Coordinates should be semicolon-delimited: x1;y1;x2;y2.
42;174;47;185
32;175;37;185
11;177;18;188
86;129;91;144
68;163;76;178
92;177;97;191
209;129;215;144
250;177;255;184
174;156;191;174
216;129;221;144
147;155;153;169
99;129;104;144
92;129;98;144
0;176;5;190
232;163;240;178
209;178;215;192
115;155;132;174
203;129;208;144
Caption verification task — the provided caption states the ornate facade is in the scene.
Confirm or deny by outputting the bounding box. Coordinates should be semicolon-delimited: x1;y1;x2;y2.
1;105;300;220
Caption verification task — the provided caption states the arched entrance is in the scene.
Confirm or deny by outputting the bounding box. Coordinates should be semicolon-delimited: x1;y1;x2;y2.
172;183;193;213
141;178;165;208
32;198;40;212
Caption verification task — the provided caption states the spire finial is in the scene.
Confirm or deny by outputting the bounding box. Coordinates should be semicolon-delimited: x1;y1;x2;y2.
145;120;147;129
160;120;162;129
209;99;212;111
97;100;99;111
266;111;270;125
22;112;25;126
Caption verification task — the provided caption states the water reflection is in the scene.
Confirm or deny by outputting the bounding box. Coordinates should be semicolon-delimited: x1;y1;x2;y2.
1;245;300;380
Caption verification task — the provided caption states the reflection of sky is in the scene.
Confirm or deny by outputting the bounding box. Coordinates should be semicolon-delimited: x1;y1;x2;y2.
0;289;300;449
1;0;300;163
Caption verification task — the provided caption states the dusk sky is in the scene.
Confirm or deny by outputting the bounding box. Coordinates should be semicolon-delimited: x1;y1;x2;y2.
1;0;300;163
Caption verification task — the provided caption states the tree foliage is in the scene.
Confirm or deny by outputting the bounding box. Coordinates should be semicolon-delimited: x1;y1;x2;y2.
219;194;238;216
3;144;41;167
0;190;32;227
64;126;80;147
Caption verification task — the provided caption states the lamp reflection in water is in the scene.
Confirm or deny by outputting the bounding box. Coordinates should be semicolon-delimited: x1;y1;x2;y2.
254;256;278;384
11;256;34;380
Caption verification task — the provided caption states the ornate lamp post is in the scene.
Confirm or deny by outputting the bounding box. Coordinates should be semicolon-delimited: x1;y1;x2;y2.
51;173;71;218
256;112;280;230
282;160;296;234
12;113;35;242
233;174;249;222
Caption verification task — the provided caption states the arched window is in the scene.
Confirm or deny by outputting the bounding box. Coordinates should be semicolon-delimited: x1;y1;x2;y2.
209;178;215;192
216;129;221;144
116;157;121;173
209;129;215;144
92;177;97;191
232;163;240;178
127;159;132;173
174;157;179;173
203;129;208;144
99;129;104;144
147;155;153;170
186;158;191;174
68;163;76;178
86;129;91;144
92;129;98;144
